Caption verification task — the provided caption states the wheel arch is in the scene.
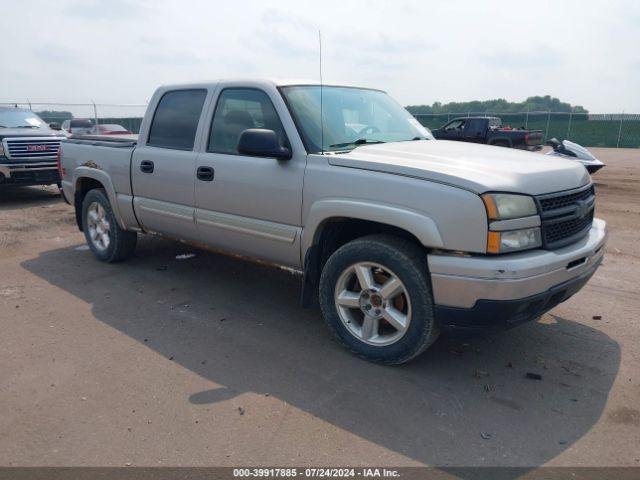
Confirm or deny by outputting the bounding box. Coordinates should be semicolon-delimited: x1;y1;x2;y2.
299;199;444;307
74;168;125;231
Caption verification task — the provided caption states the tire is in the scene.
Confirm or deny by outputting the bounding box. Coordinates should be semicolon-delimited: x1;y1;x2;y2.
319;234;439;365
81;189;137;262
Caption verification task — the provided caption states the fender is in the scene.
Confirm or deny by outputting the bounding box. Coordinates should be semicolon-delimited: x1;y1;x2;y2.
73;166;127;230
301;198;444;266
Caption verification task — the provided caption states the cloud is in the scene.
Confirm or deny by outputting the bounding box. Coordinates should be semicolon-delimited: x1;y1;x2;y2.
480;48;565;69
137;50;203;67
32;45;84;65
1;0;639;111
62;0;151;20
251;8;319;59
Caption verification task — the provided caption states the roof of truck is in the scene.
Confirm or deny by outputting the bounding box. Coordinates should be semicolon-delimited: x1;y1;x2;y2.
451;116;501;121
157;78;382;91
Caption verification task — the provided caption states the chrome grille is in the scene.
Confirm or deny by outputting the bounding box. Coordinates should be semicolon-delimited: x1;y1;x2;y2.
3;137;62;160
536;184;595;249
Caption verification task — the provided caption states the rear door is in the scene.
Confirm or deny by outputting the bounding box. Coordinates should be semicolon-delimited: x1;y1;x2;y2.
194;86;305;268
131;88;208;241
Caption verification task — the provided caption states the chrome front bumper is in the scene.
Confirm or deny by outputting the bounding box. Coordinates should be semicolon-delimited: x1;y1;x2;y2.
0;161;58;178
428;218;607;310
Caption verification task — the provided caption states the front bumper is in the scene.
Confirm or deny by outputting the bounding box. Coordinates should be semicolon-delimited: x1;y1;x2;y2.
0;162;60;186
429;218;607;332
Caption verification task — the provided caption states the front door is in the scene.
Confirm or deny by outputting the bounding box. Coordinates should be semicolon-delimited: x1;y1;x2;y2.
131;88;208;242
194;87;305;268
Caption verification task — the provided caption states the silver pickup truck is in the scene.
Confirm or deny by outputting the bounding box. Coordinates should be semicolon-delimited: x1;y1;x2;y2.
59;79;607;365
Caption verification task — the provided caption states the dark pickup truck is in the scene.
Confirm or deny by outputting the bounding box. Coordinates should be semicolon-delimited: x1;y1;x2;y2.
0;107;66;187
431;116;543;151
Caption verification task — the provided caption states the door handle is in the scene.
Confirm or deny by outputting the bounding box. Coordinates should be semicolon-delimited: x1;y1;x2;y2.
140;160;154;174
197;166;214;181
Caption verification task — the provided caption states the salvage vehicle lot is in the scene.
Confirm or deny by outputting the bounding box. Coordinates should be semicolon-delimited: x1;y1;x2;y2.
0;148;639;467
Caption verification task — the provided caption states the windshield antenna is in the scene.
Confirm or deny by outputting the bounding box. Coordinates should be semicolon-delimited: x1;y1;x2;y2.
318;29;324;154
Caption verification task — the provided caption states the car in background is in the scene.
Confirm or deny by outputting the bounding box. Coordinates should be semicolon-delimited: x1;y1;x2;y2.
431;116;543;151
61;119;94;136
89;124;133;135
0;107;66;187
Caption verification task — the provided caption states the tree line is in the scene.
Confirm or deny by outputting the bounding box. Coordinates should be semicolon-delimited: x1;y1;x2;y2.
406;95;588;114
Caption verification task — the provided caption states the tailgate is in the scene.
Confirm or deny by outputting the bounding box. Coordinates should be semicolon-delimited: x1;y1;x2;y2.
526;131;543;145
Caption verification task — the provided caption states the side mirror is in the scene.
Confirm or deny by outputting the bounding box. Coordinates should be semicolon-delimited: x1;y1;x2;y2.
237;129;291;160
49;122;61;131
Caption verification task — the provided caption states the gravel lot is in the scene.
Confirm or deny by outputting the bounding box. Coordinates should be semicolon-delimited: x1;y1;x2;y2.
0;148;639;468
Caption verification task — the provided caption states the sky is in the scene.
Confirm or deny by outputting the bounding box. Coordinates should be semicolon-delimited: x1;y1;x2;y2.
1;0;639;114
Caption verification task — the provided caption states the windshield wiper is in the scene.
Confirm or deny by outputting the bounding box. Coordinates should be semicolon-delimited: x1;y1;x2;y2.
392;136;431;143
14;125;40;129
329;138;386;149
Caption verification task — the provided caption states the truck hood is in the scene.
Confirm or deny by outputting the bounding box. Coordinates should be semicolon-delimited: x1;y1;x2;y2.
328;140;590;195
0;128;61;138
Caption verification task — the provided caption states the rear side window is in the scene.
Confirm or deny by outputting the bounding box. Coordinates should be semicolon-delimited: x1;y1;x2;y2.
71;119;93;128
148;89;207;150
208;88;288;154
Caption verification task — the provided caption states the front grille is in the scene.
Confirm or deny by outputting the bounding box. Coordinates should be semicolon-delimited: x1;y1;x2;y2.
544;210;594;245
3;137;62;160
539;185;594;212
536;185;595;249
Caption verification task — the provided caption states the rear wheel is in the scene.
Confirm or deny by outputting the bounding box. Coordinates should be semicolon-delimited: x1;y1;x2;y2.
319;235;439;365
82;189;137;262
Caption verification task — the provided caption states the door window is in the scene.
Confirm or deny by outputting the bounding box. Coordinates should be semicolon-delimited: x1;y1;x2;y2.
445;119;465;131
147;89;207;150
208;89;288;154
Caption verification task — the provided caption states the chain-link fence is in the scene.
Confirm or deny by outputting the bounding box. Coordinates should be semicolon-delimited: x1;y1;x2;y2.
412;112;640;148
2;102;639;148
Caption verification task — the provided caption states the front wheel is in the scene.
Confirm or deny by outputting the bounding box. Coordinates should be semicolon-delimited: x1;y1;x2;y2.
319;235;439;365
82;189;137;262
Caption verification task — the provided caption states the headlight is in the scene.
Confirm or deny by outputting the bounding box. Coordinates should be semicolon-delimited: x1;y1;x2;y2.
482;193;537;220
487;228;542;254
0;144;4;157
482;193;541;253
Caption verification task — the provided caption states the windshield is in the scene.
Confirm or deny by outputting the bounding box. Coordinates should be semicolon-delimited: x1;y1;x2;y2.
0;109;47;129
280;86;433;153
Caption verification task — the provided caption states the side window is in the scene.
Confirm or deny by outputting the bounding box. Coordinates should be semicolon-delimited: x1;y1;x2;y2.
147;89;207;150
445;119;465;131
208;88;288;154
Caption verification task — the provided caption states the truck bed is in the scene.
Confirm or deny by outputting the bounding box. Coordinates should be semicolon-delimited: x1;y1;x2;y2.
65;134;138;148
60;135;138;200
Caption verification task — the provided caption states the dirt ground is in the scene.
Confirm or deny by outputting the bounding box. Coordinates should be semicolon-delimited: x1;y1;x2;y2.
0;148;639;469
